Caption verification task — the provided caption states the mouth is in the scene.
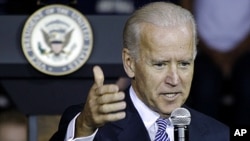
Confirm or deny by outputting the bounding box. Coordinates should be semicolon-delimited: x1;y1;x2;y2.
160;92;180;100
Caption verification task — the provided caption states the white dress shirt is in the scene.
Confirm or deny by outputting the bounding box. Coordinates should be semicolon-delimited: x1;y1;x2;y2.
65;86;174;141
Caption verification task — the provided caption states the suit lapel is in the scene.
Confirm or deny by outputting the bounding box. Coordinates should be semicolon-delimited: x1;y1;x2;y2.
185;106;208;141
114;89;151;141
116;111;151;141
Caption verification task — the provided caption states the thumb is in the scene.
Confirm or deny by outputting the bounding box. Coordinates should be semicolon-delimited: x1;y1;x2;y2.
93;65;104;87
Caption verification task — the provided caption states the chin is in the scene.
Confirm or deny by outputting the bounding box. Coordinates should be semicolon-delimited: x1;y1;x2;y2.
159;108;175;117
164;104;181;114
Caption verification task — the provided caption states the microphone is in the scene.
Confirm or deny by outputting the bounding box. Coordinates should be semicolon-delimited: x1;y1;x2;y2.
170;108;191;141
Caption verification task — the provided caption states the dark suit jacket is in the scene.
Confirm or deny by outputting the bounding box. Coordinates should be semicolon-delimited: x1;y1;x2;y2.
50;90;229;141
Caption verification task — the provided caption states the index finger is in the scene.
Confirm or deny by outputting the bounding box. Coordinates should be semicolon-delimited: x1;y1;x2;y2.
93;65;104;88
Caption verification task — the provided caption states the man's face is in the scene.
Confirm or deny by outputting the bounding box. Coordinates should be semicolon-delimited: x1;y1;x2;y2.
125;23;195;117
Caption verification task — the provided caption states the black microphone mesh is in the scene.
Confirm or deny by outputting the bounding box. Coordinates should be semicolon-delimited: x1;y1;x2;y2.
170;107;191;126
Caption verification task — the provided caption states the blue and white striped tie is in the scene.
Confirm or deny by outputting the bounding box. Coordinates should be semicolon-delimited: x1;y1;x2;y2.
154;118;170;141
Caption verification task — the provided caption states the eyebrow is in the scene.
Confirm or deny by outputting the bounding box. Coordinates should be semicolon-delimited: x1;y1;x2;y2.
150;58;168;63
179;58;194;62
152;55;194;61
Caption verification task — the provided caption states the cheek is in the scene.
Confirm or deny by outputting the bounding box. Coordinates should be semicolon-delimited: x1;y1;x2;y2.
136;72;153;92
181;71;194;92
135;64;151;82
135;68;158;96
140;71;161;91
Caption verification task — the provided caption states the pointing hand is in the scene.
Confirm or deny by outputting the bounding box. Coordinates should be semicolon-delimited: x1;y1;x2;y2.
75;65;126;137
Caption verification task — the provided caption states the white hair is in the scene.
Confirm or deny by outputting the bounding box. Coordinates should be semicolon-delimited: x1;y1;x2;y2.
123;2;197;60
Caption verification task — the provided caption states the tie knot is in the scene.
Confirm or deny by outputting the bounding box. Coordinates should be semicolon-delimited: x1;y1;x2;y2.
156;118;169;132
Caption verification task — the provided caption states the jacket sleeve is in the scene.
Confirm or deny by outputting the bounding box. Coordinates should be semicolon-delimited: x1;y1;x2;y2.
50;104;84;141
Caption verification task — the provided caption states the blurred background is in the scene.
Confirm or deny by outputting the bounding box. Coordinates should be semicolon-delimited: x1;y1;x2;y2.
0;0;249;141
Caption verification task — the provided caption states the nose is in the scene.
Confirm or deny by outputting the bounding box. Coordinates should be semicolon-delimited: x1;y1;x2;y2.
165;65;179;86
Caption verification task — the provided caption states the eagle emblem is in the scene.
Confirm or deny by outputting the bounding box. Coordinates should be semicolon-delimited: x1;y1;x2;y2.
39;20;74;60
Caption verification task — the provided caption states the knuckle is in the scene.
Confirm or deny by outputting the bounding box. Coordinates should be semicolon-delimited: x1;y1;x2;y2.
98;105;106;113
120;101;127;109
105;85;119;93
117;92;125;100
97;96;104;104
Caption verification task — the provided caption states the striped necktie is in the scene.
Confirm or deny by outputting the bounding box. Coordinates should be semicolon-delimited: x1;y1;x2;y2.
154;118;170;141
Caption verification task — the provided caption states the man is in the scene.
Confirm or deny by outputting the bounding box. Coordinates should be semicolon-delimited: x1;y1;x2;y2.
50;2;229;141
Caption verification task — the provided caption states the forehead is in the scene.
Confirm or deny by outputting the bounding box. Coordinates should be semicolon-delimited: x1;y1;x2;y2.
139;23;194;57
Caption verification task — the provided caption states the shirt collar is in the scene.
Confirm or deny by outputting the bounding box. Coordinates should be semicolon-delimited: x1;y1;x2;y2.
129;86;160;130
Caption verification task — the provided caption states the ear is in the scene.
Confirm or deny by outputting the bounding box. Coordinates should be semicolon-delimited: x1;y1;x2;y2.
122;48;135;78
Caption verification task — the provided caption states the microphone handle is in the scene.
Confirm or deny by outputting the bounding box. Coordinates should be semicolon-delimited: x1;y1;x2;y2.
174;125;189;141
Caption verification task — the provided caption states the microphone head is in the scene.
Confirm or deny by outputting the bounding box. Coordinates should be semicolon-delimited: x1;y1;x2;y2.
170;107;191;126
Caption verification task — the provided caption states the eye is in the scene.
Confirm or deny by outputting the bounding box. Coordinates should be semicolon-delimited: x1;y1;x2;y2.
153;63;166;69
179;61;191;68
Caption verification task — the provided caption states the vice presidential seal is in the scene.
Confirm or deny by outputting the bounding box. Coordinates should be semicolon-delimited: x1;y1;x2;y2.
21;4;93;76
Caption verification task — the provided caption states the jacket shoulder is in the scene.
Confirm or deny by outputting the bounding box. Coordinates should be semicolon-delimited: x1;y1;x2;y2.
187;107;230;141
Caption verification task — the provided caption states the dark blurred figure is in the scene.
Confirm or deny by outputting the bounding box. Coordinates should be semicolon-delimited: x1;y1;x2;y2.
0;84;15;112
0;0;77;14
0;109;28;141
75;0;181;14
0;85;28;141
0;0;181;15
0;0;7;14
181;0;250;126
5;0;37;14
